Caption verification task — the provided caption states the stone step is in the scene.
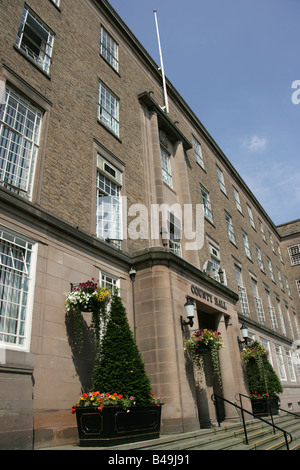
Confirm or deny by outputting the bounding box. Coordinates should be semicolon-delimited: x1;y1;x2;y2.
106;414;300;451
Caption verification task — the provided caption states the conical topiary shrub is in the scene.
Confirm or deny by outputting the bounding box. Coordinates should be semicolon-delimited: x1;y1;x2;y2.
243;341;283;400
92;293;153;406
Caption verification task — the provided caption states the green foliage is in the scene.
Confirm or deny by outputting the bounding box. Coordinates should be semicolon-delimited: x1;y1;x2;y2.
92;294;152;406
243;341;283;400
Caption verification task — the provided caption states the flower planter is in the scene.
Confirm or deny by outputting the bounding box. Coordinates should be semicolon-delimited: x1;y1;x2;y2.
75;405;162;447
251;399;279;417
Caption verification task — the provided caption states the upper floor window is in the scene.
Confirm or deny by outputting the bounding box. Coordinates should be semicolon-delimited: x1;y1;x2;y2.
216;167;226;194
100;27;119;72
267;257;275;282
247;205;255;229
200;186;213;223
192;136;204;168
50;0;60;7
225;212;236;244
296;279;300;297
259;219;266;242
256;245;264;272
269;233;276;253
278;245;284;263
96;155;122;249
242;230;251;259
235;265;250;315
251;278;265;324
266;289;278;329
0;87;42;198
0;227;37;350
276;299;286;335
15;7;54;74
233;187;243;213
167;211;182;256
160;147;172;188
288;244;300;266
98;82;119;136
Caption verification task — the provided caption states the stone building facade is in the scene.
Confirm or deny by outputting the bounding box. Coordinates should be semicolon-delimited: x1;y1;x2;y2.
0;0;299;449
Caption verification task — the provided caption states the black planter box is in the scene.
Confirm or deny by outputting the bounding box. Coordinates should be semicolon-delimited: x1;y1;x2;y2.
251;399;279;417
75;405;162;447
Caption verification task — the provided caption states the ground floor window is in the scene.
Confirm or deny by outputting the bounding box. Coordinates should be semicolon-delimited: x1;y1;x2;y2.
0;227;36;349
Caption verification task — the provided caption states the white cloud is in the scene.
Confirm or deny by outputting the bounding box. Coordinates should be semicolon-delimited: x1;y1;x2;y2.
242;135;267;152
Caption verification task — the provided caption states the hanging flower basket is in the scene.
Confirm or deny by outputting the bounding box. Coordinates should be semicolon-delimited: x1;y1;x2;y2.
184;329;223;384
65;279;110;351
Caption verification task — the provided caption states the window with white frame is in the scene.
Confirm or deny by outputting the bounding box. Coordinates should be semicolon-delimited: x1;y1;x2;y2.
251;278;265;324
247;205;255;229
192;136;204;168
256;245;264;272
296;279;300;296
285;349;296;381
278;245;284;263
288;244;300;266
98;82;119;136
276;299;286;335
0;87;42;198
233;187;243;213
160;147;172;188
209;244;222;282
200;186;213;223
259;220;266;242
15;7;54;74
277;267;284;291
100;271;119;293
274;344;287;381
167;211;182;256
235;265;250;315
100;27;119;72
285;304;294;340
242;230;251;259
259;337;273;366
265;289;278;329
0;227;37;349
216;167;226;194
285;276;292;298
267;257;275;282
293;309;300;337
269;233;276;253
96;155;122;248
225;212;236;244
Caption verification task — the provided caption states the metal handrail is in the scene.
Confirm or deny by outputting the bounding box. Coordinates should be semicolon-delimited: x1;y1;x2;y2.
211;393;293;450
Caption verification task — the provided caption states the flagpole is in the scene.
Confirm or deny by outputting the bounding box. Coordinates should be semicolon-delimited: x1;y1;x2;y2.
153;9;169;114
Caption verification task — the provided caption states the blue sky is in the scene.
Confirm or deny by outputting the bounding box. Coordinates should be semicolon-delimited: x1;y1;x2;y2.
108;0;300;226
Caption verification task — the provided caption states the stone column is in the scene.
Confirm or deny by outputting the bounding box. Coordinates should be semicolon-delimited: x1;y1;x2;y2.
217;314;240;421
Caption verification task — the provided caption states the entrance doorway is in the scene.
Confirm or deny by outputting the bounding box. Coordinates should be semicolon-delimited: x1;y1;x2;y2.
193;306;225;427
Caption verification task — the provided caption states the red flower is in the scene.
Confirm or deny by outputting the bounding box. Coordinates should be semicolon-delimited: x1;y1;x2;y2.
118;394;123;399
105;392;110;396
82;393;88;398
113;393;118;396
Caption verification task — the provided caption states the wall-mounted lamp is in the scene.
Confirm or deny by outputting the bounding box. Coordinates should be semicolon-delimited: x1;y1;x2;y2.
218;268;225;284
129;267;137;282
238;323;249;347
129;267;137;340
181;297;195;330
